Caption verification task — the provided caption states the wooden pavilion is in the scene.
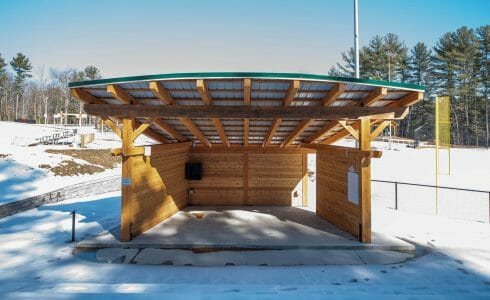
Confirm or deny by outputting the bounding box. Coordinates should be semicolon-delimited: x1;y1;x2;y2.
69;72;424;243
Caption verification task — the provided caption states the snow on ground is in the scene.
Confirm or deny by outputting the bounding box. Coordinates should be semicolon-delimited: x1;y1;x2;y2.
0;192;489;299
0;121;158;204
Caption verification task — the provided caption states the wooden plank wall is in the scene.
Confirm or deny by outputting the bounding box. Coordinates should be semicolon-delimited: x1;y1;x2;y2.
188;148;309;206
316;150;361;237
129;144;189;237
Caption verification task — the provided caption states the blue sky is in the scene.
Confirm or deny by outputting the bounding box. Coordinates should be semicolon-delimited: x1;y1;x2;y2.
0;0;489;78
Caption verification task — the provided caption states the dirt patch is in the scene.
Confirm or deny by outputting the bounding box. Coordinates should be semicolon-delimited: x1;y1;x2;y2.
0;154;11;159
40;160;105;176
45;149;120;168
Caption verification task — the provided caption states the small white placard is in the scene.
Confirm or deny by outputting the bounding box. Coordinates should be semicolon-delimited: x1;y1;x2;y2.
144;146;151;157
347;165;359;205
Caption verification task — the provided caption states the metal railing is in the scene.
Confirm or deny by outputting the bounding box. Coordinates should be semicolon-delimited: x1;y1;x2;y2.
371;179;490;223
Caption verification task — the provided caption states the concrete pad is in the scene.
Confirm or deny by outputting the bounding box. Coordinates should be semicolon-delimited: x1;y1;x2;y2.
77;206;416;265
245;249;364;266
133;249;247;266
356;250;414;264
95;248;138;264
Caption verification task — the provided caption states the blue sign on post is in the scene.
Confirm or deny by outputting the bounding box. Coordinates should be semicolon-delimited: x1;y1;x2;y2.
121;178;131;186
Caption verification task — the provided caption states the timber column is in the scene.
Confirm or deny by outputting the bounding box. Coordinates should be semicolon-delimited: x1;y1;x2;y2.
359;117;372;243
121;118;134;241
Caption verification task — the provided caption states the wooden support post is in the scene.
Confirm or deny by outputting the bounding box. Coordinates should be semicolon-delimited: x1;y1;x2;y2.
302;153;308;207
359;118;371;243
121;118;134;241
243;152;249;205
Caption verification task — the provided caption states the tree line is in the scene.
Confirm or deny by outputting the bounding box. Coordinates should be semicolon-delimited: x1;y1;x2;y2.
0;52;101;124
1;24;489;146
330;25;490;147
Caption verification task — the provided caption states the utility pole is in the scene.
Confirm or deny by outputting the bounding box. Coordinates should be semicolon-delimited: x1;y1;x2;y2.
354;0;360;79
386;51;396;82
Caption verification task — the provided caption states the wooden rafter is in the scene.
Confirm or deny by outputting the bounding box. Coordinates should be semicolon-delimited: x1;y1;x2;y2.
338;120;359;141
178;117;211;147
212;117;230;147
132;118;156;142
388;91;423;107
149;81;174;105
71;88;105;104
283;80;300;106
323;121;361;145
321;83;345;106
361;87;387;107
107;84;135;104
196;79;212;105
153;119;188;142
102;118;121;138
370;120;391;140
84;104;408;120
281;119;315;147
132;119;169;143
262;119;282;147
301;143;382;158
303;121;339;144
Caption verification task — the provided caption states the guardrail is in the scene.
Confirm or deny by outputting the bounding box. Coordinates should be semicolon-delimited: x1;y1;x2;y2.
371;179;490;223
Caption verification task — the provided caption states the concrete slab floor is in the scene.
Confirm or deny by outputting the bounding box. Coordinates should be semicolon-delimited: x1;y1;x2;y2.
77;206;415;255
94;248;414;266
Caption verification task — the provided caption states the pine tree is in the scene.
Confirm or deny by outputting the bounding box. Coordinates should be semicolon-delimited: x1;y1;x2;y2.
10;53;32;95
403;42;434;139
84;66;101;80
477;25;490;148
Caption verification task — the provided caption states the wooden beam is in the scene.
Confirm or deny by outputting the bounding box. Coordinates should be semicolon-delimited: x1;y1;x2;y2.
281;119;315;147
212;118;230;147
70;88;106;104
196;79;212;105
300;143;382;158
133;119;169;143
370;120;391;140
107;84;135;104
359;118;372;243
149;81;174;105
243;118;249;146
111;147;145;157
321;83;345;106
389;91;424;107
84;104;409;120
262;119;282;147
243;79;251;105
102;118;121;138
283;80;300;106
301;153;308;207
361;87;387;107
178;117;211;147
303;121;339;143
323;121;361;145
153;119;188;142
132;118;155;142
121;118;134;241
338;120;359;141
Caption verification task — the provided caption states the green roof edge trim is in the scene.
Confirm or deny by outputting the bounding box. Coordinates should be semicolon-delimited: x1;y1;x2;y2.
68;72;425;91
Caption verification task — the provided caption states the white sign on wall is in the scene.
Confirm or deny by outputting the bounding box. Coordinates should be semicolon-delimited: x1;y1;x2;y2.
347;165;359;205
144;146;151;157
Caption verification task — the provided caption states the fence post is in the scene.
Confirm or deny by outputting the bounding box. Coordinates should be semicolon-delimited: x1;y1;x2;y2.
71;210;76;242
395;182;398;210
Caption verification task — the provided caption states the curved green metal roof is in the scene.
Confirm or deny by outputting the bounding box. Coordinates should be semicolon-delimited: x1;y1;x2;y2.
68;72;425;91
